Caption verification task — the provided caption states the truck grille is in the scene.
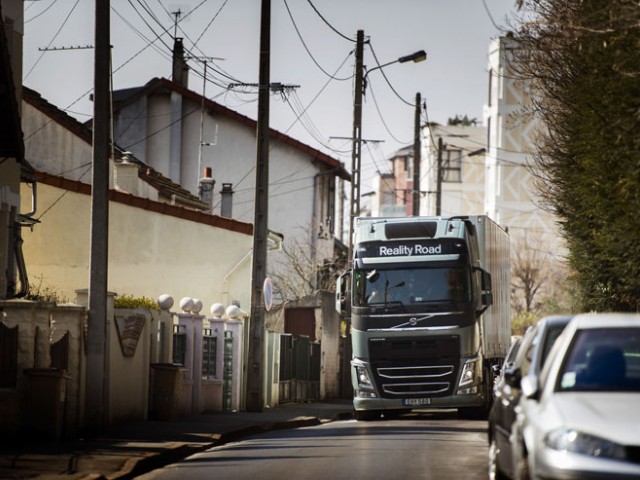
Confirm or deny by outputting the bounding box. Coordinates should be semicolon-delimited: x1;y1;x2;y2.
368;335;460;398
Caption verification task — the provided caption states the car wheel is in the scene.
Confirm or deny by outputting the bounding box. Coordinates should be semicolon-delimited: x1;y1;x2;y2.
488;438;507;480
515;451;530;480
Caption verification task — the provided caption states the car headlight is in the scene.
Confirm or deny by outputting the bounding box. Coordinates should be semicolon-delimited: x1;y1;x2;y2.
544;428;626;460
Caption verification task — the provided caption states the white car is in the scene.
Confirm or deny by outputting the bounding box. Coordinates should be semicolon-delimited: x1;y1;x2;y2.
516;313;640;480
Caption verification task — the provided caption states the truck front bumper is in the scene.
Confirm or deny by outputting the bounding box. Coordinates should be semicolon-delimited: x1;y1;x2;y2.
353;392;485;412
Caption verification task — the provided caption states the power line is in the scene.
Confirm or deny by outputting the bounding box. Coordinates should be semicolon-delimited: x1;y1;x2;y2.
304;0;355;43
367;41;414;107
284;0;353;81
24;0;82;80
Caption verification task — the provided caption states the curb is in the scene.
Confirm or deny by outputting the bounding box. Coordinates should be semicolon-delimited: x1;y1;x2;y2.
103;416;327;480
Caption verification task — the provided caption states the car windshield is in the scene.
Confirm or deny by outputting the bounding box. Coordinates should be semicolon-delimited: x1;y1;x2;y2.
353;266;471;307
558;328;640;392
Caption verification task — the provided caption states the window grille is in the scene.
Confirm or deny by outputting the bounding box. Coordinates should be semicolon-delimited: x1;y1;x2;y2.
202;328;217;378
172;324;186;366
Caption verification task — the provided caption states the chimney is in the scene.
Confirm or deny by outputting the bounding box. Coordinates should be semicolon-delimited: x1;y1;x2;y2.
172;37;189;87
220;183;234;218
114;153;139;196
198;167;215;212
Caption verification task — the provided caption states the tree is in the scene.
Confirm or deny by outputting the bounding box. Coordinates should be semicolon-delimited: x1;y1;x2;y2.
510;0;640;311
511;237;547;315
447;114;478;127
268;237;343;305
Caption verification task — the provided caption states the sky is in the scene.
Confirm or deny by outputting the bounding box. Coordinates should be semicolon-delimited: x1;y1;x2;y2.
20;0;519;193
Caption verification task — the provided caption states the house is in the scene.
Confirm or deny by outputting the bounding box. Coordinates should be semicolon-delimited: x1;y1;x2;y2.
110;67;350;303
0;0;33;300
20;86;255;310
364;146;414;218
483;35;565;260
421;124;488;217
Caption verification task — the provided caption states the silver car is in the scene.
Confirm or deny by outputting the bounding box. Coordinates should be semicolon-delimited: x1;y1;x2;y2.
489;316;570;480
516;313;640;480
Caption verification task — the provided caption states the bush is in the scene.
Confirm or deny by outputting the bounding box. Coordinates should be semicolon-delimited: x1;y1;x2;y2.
114;294;159;311
511;311;538;336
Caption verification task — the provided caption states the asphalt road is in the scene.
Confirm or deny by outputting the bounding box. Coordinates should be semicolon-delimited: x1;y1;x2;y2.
138;409;489;480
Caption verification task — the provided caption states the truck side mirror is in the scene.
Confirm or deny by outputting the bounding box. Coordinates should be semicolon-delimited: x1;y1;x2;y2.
476;268;493;315
336;270;352;318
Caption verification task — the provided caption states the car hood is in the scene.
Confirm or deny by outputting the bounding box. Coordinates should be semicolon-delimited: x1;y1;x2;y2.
548;392;640;445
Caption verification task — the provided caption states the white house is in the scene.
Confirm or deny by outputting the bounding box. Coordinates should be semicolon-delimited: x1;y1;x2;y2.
110;74;350;302
483;35;565;259
422;124;488;217
20;86;254;310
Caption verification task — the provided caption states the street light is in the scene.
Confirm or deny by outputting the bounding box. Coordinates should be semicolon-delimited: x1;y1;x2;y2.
347;32;426;265
369;50;427;74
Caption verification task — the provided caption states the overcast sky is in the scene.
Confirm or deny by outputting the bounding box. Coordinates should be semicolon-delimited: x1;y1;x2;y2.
21;0;518;191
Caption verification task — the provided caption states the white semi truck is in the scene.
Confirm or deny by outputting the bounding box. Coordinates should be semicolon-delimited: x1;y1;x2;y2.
336;215;511;420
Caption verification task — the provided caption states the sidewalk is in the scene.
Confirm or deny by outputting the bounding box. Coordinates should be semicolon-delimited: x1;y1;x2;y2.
0;400;354;480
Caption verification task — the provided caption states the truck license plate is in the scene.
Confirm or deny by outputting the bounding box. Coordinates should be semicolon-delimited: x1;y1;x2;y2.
403;398;431;406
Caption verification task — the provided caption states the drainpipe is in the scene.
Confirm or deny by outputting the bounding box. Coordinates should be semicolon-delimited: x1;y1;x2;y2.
8;180;39;298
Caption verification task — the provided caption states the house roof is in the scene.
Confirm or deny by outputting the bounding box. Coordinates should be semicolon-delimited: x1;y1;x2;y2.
112;77;351;181
22;87;209;211
35;171;254;236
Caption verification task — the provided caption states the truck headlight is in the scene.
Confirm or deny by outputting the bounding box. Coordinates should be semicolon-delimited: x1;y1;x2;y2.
355;365;373;388
458;358;478;388
544;428;626;460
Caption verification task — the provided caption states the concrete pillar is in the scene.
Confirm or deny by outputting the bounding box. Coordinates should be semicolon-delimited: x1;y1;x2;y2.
177;312;204;414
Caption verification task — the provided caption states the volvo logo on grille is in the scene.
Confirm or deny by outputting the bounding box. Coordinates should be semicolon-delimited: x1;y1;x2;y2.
409;317;418;326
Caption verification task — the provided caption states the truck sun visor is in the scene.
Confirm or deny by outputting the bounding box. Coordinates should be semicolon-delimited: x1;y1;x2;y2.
385;221;438;239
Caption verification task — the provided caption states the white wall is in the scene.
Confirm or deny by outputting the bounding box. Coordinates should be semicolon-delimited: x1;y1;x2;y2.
21;181;254;311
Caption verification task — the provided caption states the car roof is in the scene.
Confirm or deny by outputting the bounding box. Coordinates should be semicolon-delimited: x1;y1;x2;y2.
570;312;640;329
536;315;573;328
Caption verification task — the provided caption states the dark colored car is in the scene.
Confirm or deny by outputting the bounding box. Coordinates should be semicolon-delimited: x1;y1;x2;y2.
488;315;572;480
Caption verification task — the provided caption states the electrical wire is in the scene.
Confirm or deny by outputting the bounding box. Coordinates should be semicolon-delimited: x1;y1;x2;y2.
481;0;502;30
284;0;353;81
24;0;59;24
368;42;415;107
366;78;412;145
304;0;355;43
24;0;81;80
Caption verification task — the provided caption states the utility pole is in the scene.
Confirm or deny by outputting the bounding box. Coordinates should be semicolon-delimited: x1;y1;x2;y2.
348;30;364;265
436;137;443;216
86;0;110;433
412;92;421;216
246;0;270;412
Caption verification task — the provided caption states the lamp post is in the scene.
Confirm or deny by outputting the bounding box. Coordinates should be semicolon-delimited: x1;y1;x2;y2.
347;37;426;264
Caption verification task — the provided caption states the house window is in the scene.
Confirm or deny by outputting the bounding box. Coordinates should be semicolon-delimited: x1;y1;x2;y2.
172;324;186;366
442;149;462;183
202;328;217;378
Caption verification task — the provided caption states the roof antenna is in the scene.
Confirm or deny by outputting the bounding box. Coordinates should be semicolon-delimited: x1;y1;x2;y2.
172;9;182;40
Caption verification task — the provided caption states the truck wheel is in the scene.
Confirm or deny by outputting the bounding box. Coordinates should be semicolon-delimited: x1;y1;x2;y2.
458;406;488;419
382;409;409;420
354;410;381;421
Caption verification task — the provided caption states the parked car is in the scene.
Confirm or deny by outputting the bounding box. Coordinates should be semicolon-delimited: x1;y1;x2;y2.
517;313;640;480
492;335;524;397
488;315;572;480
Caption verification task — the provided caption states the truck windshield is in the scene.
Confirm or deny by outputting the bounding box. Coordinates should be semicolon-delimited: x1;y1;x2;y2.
353;267;471;307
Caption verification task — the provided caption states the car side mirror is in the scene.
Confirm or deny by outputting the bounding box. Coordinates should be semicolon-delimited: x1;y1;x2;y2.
521;375;540;401
504;366;522;388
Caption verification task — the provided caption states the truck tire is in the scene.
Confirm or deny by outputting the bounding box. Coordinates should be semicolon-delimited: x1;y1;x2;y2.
354;409;381;421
